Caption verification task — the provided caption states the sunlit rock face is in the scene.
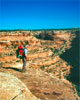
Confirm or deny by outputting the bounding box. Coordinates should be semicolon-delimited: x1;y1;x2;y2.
0;72;40;100
0;30;76;79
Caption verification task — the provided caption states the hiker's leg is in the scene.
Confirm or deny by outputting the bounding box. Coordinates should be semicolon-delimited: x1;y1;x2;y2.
22;58;26;71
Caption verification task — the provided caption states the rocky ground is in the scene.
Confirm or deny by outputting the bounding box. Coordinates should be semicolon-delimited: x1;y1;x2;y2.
0;66;79;100
0;30;79;100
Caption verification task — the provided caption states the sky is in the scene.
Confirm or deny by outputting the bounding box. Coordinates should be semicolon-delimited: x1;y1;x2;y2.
0;0;79;30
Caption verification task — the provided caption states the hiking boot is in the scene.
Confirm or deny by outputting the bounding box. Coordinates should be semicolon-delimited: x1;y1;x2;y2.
21;69;26;73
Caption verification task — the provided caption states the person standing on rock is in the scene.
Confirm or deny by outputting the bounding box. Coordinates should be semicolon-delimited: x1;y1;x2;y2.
21;45;29;72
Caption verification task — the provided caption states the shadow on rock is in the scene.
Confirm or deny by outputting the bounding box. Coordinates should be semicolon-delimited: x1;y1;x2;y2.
35;30;55;40
60;30;80;95
2;67;21;72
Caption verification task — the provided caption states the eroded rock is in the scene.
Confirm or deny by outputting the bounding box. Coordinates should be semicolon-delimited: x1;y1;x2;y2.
0;72;40;100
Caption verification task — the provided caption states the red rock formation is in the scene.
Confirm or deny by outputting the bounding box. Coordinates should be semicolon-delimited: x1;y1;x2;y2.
0;30;76;79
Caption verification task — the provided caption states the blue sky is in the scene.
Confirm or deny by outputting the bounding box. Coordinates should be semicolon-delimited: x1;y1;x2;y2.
0;0;79;30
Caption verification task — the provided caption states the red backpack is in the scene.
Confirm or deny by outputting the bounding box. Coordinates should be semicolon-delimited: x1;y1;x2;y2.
17;46;23;58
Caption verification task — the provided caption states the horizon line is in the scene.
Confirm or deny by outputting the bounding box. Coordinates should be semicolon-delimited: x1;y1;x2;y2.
0;28;79;31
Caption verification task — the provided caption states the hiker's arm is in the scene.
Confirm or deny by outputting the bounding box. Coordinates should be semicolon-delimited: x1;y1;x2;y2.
25;55;29;61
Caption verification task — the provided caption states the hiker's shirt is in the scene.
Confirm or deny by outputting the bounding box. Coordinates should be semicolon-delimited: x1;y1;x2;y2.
22;48;27;58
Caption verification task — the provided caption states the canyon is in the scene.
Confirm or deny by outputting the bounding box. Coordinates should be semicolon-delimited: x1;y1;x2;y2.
0;29;79;100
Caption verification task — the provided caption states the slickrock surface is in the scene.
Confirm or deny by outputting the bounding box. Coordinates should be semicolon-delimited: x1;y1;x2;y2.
0;67;79;100
0;72;40;100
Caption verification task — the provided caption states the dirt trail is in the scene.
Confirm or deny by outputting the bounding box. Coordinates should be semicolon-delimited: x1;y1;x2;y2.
0;63;79;100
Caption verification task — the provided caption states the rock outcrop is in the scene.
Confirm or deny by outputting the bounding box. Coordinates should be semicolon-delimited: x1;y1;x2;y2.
0;72;40;100
0;67;79;100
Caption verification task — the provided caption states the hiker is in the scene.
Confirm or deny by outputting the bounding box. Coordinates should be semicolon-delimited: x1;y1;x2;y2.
17;44;29;72
21;45;29;72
